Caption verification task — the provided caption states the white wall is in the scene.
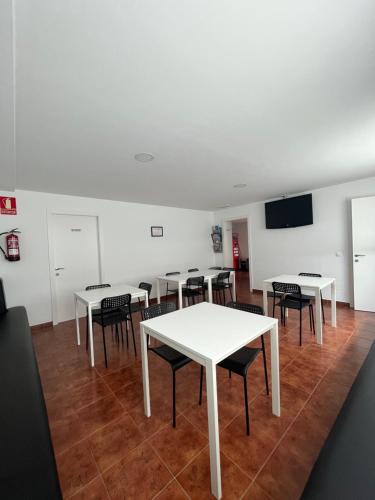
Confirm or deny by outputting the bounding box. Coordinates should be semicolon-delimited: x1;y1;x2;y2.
232;220;249;260
0;189;214;325
215;176;375;304
0;0;15;190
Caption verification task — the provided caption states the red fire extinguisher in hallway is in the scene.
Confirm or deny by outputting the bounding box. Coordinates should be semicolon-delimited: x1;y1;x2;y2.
232;233;240;270
0;229;21;261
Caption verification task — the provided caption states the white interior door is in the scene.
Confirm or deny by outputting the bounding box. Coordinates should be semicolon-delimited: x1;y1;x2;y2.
352;196;375;312
51;214;101;323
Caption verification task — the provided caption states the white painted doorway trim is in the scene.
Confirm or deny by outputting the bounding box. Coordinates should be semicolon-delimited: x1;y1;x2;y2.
222;215;253;292
47;209;104;325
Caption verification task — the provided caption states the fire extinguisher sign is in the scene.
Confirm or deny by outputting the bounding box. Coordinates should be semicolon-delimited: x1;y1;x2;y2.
0;196;17;215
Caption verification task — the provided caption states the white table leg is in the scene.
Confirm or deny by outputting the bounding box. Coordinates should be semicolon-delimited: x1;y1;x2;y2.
263;283;268;316
206;360;222;499
232;271;236;301
331;280;336;327
75;295;81;345
88;305;95;367
156;279;161;304
207;277;213;303
140;325;151;417
178;282;183;310
315;288;323;344
270;323;280;416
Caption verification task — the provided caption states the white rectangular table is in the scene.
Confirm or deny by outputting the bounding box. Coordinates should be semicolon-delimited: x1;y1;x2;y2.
156;269;236;309
140;302;279;499
74;284;149;367
263;274;336;344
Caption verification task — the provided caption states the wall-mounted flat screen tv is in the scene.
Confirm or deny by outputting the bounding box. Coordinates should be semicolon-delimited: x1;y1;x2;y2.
265;194;313;229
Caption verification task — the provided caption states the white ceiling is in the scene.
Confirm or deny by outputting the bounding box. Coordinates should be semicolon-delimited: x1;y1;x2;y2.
3;0;375;209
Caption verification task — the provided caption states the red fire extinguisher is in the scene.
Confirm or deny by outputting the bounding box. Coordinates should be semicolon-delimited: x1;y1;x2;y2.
0;229;21;261
232;233;240;270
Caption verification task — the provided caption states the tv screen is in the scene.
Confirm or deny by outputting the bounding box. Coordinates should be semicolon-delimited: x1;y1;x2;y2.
265;194;313;229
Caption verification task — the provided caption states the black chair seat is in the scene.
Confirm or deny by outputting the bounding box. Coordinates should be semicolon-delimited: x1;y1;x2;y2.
218;347;261;376
277;297;311;310
182;288;202;297
149;345;192;371
92;310;125;327
290;292;313;302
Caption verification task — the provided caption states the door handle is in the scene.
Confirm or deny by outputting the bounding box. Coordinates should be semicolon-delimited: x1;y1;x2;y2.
55;267;65;271
354;254;366;257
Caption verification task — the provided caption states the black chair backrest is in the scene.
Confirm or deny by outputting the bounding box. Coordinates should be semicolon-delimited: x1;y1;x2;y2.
186;276;204;289
101;293;131;312
209;266;222;270
217;271;230;283
188;268;199;272
299;272;322;277
226;301;263;315
138;282;152;297
86;283;111;290
142;302;176;320
223;267;235;271
166;271;180;276
272;281;301;296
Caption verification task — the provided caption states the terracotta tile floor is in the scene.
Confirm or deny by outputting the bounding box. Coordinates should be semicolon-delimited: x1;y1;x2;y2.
32;273;375;499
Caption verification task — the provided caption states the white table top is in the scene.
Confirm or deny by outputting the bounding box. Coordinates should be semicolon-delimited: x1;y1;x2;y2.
74;284;147;307
263;274;335;290
157;269;232;283
141;302;277;364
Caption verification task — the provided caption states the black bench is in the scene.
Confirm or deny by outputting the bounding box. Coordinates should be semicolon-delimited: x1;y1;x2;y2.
301;341;375;499
0;306;62;499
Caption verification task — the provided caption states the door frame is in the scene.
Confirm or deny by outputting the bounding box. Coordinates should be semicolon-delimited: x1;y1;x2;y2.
222;214;253;292
47;210;104;325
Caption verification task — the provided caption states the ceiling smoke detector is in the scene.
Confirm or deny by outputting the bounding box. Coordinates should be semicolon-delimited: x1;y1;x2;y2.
134;153;154;162
233;183;247;188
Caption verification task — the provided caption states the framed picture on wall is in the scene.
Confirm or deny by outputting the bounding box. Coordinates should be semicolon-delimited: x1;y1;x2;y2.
151;226;163;237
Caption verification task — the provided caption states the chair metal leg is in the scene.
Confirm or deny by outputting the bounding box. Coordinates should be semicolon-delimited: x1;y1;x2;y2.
120;322;124;344
309;304;313;331
243;376;250;436
199;365;204;405
115;323;119;344
229;370;232;378
102;326;108;368
130;314;137;356
124;318;129;347
321;292;325;324
299;308;302;346
272;296;276;318
172;370;176;428
261;335;269;395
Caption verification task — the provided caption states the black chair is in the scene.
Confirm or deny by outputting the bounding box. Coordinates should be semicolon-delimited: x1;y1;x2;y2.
272;282;315;346
188;268;199;272
165;271;180;300
212;272;233;304
142;303;192;427
208;266;222;270
92;293;135;367
181;276;205;305
85;283;111;351
295;273;325;324
199;302;269;435
223;267;235;271
126;282;152;315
